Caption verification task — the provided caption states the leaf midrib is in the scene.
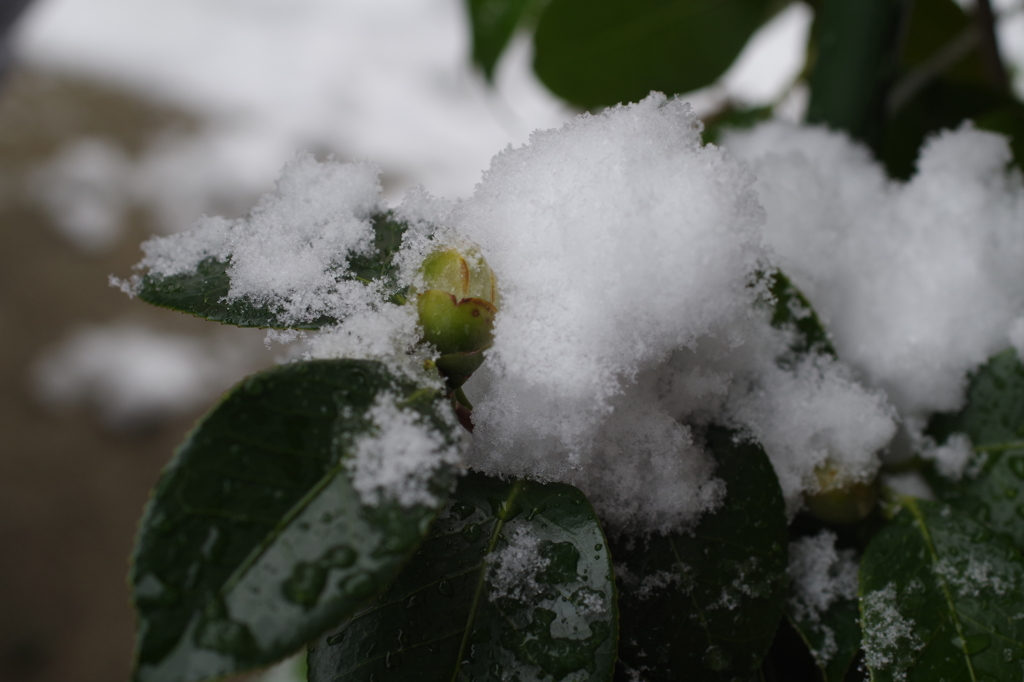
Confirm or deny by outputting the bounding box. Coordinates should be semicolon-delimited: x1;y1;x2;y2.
450;479;525;682
904;497;979;682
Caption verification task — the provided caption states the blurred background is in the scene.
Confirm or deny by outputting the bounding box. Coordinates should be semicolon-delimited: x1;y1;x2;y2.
0;0;1021;681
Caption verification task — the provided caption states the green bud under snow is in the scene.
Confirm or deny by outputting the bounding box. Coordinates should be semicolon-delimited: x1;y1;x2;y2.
413;244;498;390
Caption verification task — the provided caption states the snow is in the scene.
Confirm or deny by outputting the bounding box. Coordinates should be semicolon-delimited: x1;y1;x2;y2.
487;526;549;603
789;531;859;623
861;583;922;682
31;320;264;429
725;121;1024;431
346;391;462;508
124;94;907;531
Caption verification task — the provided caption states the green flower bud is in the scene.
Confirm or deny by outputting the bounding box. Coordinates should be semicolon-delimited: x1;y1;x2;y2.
805;461;879;525
413;245;498;391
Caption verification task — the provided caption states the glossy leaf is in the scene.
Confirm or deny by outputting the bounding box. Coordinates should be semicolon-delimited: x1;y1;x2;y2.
613;427;789;682
130;359;460;682
136;211;407;329
925;349;1024;549
532;0;773;109
785;594;861;681
859;497;1024;681
466;0;548;80
309;471;617;682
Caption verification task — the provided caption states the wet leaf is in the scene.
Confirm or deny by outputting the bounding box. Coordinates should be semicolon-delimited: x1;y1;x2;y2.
533;0;773;109
136;211;407;329
925;349;1024;549
785;593;861;681
130;359;460;682
309;471;617;682
613;427;789;681
859;497;1024;681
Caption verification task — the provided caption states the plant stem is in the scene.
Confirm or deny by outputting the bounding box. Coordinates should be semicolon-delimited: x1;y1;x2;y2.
974;0;1009;91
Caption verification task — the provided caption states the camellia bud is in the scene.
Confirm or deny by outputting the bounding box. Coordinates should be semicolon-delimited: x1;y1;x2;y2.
413;244;498;392
805;461;879;525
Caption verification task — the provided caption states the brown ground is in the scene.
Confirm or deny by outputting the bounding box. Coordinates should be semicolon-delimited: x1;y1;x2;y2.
0;69;264;682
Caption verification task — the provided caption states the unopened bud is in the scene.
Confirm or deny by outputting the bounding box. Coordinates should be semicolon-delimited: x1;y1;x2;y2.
805;462;878;524
413;245;498;390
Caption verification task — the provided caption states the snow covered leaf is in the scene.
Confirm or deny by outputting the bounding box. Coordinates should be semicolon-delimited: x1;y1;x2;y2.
466;0;547;80
130;359;461;682
926;349;1024;548
765;270;835;359
786;600;860;682
859;497;1024;682
784;531;861;682
136;210;407;329
308;470;617;682
613;427;788;682
532;0;773;108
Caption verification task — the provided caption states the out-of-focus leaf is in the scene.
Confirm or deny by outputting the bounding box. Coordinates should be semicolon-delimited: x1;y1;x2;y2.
860;497;1024;681
613;427;789;681
533;0;774;109
130;359;460;682
881;78;1017;179
136;211;407;329
806;0;906;149
466;0;549;80
308;471;617;682
701;105;773;146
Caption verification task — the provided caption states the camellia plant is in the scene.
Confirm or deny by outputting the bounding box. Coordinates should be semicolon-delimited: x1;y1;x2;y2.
114;0;1024;681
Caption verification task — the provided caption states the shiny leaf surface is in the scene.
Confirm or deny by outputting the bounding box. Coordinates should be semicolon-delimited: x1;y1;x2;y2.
613;427;789;681
309;470;617;682
860;498;1024;681
130;359;460;682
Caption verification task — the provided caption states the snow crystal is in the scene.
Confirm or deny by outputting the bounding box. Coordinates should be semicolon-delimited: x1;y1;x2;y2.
861;583;922;682
133;154;385;325
725;121;1024;428
488;527;549;602
788;531;859;624
934;553;1016;599
346;392;461;508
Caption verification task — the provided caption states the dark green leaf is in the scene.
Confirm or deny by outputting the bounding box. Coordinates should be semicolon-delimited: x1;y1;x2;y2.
900;0;987;85
923;349;1024;549
136;211;408;329
785;591;861;681
806;0;906;150
308;471;617;682
130;359;460;682
613;426;789;682
766;270;835;359
701;105;773;146
532;0;773;109
466;0;549;80
927;349;1024;448
977;104;1024;171
859;497;1024;681
881;78;1019;179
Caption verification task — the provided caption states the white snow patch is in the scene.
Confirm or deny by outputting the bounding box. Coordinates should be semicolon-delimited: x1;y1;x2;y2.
725;122;1024;431
346;392;462;508
934;553;1016;599
861;583;922;682
32;321;263;428
488;527;549;602
788;531;858;664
